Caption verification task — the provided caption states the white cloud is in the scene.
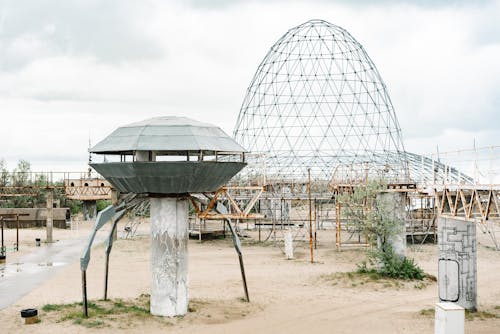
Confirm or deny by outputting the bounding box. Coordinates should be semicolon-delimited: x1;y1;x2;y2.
0;0;499;171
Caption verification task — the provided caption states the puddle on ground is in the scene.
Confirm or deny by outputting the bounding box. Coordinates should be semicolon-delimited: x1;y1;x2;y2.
0;261;66;278
37;262;64;267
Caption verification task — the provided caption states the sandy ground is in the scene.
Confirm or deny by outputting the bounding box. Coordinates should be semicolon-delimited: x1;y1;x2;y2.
1;219;500;334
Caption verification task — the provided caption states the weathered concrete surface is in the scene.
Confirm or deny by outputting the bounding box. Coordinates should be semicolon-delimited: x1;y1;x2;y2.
82;200;97;221
261;199;291;221
150;197;188;317
435;302;464;334
376;192;406;259
284;230;293;260
438;216;477;311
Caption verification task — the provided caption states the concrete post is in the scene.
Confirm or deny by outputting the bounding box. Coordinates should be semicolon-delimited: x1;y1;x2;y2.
284;230;293;259
376;192;406;259
435;302;464;334
46;190;53;243
150;197;188;317
83;200;97;221
437;216;477;311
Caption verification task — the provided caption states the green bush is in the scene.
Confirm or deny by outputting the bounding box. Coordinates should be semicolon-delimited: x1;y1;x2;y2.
357;246;425;280
96;200;111;212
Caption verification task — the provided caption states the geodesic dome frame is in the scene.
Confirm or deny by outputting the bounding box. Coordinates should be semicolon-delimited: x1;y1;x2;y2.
233;19;408;183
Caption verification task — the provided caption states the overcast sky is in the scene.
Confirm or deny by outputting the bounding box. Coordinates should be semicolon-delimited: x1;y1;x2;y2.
0;0;499;171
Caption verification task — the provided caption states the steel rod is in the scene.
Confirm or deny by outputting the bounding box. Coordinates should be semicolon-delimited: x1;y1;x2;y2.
82;270;88;318
308;168;313;263
225;220;250;302
104;253;110;300
16;214;19;251
238;253;250;302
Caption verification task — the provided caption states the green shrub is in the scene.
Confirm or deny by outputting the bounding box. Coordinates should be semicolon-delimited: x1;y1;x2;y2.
96;200;111;212
357;246;425;280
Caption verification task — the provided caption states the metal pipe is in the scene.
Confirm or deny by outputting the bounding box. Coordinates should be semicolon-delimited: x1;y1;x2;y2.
82;270;88;318
225;219;250;302
16;214;19;251
336;201;341;251
238;253;250;302
1;218;4;255
314;198;317;249
104;250;110;300
308;168;313;263
103;211;127;301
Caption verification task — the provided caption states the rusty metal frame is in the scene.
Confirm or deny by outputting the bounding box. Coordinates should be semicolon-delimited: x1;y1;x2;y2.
0;184;111;200
436;185;500;249
191;186;264;220
65;185;112;201
436;186;500;223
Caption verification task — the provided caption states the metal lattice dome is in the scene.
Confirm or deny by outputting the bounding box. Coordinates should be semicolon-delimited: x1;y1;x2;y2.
233;19;408;182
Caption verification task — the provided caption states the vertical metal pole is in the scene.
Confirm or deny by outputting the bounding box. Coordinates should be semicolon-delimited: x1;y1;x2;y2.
16;214;19;251
104;220;118;301
335;201;341;251
272;203;276;243
199;219;202;243
1;218;4;255
104;252;110;300
308;168;313;263
280;198;283;229
82;270;88;318
239;253;250;302
225;220;250;302
314;198;317;249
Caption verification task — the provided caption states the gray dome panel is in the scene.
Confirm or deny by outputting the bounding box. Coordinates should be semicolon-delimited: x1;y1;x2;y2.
91;116;246;154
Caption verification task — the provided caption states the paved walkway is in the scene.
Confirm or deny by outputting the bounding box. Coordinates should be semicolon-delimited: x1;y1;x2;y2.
0;234;104;310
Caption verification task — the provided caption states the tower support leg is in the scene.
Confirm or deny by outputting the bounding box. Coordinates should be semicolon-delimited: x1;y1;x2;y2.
150;197;188;317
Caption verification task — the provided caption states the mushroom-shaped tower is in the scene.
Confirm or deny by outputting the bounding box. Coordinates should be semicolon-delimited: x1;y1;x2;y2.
90;116;246;316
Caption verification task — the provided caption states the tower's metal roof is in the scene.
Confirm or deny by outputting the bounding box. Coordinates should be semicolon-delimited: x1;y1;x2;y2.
90;116;246;154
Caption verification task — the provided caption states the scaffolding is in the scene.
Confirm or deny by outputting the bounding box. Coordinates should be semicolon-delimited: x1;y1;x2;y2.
233;19;408;184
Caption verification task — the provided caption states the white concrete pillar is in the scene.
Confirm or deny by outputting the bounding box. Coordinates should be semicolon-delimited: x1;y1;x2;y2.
46;190;53;243
83;200;97;220
376;192;406;259
284;230;293;259
150;197;189;317
438;216;477;311
435;302;464;334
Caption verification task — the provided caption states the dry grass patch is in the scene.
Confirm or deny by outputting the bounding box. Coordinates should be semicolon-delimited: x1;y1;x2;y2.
419;307;500;321
320;271;436;290
40;294;261;329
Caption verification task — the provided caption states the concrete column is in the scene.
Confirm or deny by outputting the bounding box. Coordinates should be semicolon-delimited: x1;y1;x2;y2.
261;199;290;222
46;190;53;243
438;216;477;311
435;302;464;334
376;192;406;259
150;197;188;317
82;200;97;221
284;230;293;259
